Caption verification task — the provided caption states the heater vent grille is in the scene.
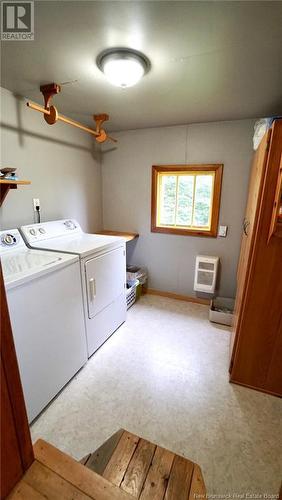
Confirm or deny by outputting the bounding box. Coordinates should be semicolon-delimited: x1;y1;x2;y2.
194;256;219;293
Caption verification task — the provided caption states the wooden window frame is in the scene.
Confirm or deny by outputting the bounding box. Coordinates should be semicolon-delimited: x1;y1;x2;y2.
151;164;223;237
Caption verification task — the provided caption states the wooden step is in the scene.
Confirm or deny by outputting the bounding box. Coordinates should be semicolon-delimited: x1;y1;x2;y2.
80;429;206;499
8;439;134;500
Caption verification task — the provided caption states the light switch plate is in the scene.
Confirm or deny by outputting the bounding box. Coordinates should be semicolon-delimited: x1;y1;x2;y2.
218;225;228;237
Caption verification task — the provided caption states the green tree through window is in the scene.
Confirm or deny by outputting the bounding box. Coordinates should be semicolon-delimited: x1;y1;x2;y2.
159;173;213;228
152;164;223;237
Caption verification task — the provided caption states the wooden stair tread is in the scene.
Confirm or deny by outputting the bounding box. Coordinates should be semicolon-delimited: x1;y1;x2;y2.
103;431;139;486
80;429;206;499
8;439;134;500
8;432;206;499
120;438;156;497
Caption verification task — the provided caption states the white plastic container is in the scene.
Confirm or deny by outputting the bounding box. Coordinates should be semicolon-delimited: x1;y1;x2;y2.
209;297;235;326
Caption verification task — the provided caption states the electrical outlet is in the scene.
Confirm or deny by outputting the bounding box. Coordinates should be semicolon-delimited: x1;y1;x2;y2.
33;198;40;211
218;225;228;237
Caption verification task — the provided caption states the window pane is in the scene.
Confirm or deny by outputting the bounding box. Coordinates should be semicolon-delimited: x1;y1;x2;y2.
159;175;177;225
193;175;213;227
176;175;194;226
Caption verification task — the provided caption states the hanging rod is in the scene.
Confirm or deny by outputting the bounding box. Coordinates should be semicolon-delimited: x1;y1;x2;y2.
27;101;101;137
26;83;117;143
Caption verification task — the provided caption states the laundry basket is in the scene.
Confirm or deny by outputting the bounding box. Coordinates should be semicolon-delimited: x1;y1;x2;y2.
126;279;139;309
126;266;148;296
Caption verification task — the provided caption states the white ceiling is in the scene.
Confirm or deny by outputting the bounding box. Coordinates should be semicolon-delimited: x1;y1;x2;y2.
1;1;282;131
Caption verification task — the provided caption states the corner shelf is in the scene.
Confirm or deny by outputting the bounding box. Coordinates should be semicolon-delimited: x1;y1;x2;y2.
97;230;139;242
0;180;31;206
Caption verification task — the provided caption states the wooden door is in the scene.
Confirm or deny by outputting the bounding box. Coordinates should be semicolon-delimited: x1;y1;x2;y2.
0;359;23;498
229;130;271;366
230;119;282;395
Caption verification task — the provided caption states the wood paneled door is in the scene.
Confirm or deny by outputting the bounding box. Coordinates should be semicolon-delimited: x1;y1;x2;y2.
230;119;282;397
229;129;271;361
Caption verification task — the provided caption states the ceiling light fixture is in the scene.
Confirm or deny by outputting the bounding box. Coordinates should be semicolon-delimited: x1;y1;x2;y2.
97;48;150;88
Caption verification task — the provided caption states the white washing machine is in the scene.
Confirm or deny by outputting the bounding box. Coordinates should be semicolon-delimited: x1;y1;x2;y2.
20;220;127;358
0;229;87;422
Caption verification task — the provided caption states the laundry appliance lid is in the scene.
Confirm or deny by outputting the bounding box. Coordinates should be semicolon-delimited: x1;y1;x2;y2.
1;249;78;289
23;232;125;259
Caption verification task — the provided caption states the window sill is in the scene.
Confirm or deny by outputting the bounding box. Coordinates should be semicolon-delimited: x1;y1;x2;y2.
151;226;217;237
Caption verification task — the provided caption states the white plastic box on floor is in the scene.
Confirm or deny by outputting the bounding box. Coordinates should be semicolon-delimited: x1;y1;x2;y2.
209;297;235;326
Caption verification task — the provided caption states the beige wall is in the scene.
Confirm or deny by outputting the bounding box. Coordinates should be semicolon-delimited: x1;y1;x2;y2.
0;87;102;232
101;120;255;298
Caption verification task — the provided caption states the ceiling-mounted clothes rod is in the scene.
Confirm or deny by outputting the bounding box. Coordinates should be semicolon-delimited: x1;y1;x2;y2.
27;101;100;137
25;83;117;143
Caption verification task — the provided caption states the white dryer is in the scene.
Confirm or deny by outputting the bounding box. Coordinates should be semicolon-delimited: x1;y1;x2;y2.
20;220;127;357
0;229;87;422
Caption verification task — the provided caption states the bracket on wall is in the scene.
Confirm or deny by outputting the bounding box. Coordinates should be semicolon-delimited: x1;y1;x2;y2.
0;180;31;206
26;83;117;144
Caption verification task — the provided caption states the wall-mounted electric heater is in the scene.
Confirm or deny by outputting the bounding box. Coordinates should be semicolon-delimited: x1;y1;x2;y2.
194;255;219;293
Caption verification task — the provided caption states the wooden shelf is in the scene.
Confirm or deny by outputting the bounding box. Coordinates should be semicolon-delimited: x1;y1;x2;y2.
0;179;31;185
0;179;31;206
97;230;139;242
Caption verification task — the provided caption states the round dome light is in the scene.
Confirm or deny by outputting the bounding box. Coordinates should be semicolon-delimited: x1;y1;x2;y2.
97;48;150;88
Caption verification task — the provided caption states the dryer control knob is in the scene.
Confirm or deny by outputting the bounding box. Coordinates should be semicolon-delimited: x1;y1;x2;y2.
39;228;46;234
29;228;37;236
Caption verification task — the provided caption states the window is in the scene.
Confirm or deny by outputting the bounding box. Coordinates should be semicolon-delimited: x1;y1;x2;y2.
151;164;223;237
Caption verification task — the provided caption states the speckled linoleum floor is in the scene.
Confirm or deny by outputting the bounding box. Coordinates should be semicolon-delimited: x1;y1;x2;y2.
31;295;282;495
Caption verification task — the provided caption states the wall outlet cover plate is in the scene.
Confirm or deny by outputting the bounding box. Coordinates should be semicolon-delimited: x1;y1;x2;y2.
33;198;40;211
